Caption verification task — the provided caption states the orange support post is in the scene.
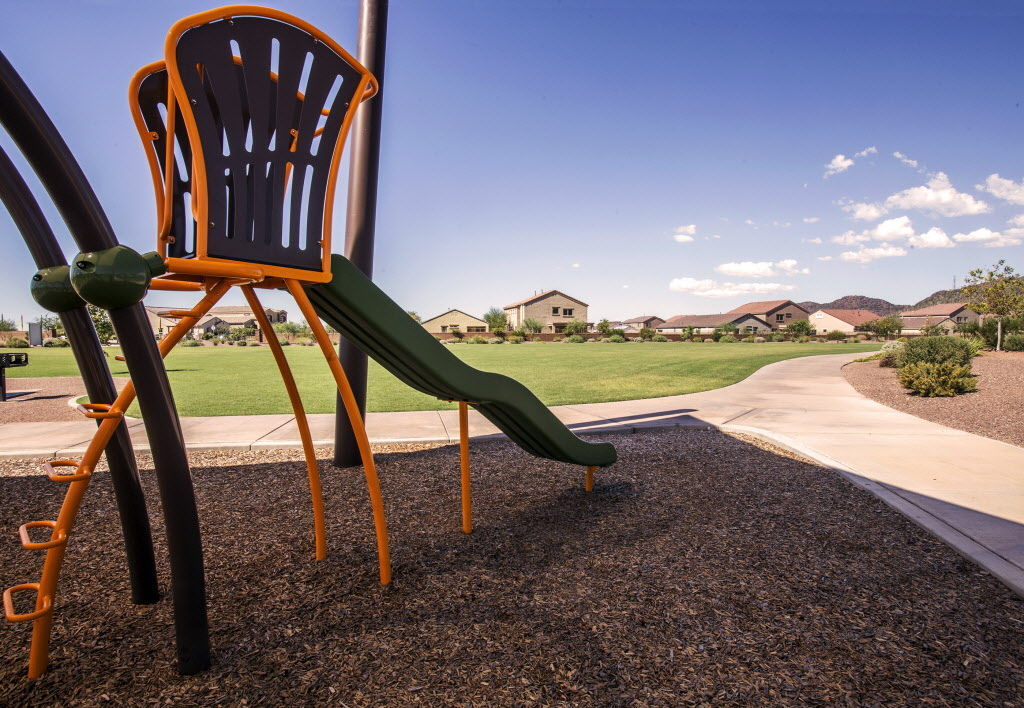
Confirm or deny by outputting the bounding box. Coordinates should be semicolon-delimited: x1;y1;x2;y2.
459;402;472;534
242;285;327;561
585;466;596;493
284;279;391;586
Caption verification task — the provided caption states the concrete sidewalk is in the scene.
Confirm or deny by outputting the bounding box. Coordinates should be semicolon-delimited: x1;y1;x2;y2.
2;352;1022;597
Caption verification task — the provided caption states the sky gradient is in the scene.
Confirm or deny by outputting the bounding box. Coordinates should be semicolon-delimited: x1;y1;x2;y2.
1;0;1022;327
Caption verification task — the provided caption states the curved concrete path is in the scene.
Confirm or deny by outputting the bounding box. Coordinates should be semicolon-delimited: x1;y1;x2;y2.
2;352;1022;596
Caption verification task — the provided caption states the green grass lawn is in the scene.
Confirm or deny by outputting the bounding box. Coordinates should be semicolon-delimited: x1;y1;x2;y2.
3;341;880;417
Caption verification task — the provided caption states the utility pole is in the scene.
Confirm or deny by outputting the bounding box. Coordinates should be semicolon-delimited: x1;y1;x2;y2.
334;0;389;466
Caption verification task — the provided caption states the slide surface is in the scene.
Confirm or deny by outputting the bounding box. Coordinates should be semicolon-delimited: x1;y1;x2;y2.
307;255;617;467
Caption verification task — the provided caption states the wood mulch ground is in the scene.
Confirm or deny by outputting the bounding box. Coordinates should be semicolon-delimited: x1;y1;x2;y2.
844;351;1024;448
1;430;1021;706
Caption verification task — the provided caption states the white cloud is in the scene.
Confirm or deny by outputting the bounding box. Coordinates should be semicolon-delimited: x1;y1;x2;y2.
714;259;810;278
832;230;871;246
855;146;878;158
842;201;887;221
711;234;721;239
622;285;630;289
839;243;908;263
823;153;854;178
1008;214;1024;227
571;263;581;268
673;224;697;243
884;172;989;217
976;174;1024;206
802;217;820;224
802;237;822;244
872;215;916;241
668;277;795;298
952;227;1023;248
907;227;954;249
817;256;833;261
744;219;756;226
893;151;920;169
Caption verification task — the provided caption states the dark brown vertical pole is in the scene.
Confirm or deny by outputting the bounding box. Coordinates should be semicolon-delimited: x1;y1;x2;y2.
334;0;389;467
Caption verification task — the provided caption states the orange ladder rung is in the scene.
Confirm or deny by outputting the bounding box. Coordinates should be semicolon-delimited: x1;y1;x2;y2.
114;355;125;361
18;520;67;551
156;308;203;319
76;403;123;420
44;460;91;483
2;583;52;623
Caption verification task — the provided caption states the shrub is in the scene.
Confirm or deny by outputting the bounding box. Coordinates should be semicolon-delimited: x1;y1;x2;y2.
470;335;488;344
43;338;70;347
754;336;766;343
1003;333;1024;351
956;317;1024;348
719;335;737;343
3;337;29;348
797;336;810;343
181;339;202;347
211;340;219;346
566;335;586;343
703;338;714;342
279;340;290;346
899;336;973;368
769;333;785;342
651;334;669;342
294;336;315;346
741;335;755;343
878;340;905;367
507;336;524;344
608;335;626;343
898;361;976;397
611;329;626;338
690;336;702;342
236;340;248;347
563;320;588;336
445;338;464;344
487;337;503;344
824;330;848;341
638;327;656;341
629;337;643;343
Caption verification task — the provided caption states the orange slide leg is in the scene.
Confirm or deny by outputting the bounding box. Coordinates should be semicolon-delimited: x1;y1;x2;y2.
459;402;472;534
585;466;596;493
285;279;391;586
242;285;327;560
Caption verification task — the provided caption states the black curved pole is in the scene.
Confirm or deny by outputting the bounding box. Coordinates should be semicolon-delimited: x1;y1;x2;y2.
0;50;211;674
0;145;159;605
335;0;389;466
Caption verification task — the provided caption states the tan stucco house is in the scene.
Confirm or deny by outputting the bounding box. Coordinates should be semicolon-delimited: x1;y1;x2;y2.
656;313;772;335
616;315;665;333
809;309;880;334
898;303;979;334
145;305;286;337
420;309;488;334
504;290;588;333
728;300;809;330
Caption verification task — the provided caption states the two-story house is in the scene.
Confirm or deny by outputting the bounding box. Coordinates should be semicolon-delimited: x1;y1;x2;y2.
898;303;980;334
504;290;589;333
727;300;809;331
420;309;488;334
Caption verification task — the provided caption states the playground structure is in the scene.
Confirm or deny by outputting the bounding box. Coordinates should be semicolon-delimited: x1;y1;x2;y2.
1;5;616;681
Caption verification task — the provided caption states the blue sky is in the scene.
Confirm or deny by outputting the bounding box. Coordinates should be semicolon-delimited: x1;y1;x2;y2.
1;0;1022;327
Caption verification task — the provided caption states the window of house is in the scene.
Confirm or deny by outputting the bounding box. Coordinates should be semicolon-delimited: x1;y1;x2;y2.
467;326;485;332
956;316;966;323
440;325;448;333
745;326;756;333
552;306;560;316
563;308;573;317
776;314;785;322
786;312;792;318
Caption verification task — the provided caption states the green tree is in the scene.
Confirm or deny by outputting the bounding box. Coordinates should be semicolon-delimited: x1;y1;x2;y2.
919;321;946;337
638;327;656;341
784;319;813;336
0;316;15;332
35;314;63;336
596;319;612;335
521;317;544;334
407;310;421;323
867;315;903;339
563;320;588;336
482;307;508;333
962;260;1024;351
273;321;309;335
87;305;115;344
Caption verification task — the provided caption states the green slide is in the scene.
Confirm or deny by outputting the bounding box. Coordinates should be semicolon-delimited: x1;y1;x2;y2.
306;255;617;468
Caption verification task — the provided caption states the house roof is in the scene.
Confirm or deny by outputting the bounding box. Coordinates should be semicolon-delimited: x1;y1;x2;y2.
818;309;881;326
900;303;967;317
503;290;588;309
420;309;487;325
622;315;664;324
900;315;953;325
657;313;767;329
726;299;804;315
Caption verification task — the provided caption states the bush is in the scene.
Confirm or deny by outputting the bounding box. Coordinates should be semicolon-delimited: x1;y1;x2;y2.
294;336;315;346
769;333;785;342
719;335;737;343
611;329;626;338
651;334;668;342
279;340;290;346
956;317;1024;348
3;337;29;348
741;335;755;343
899;361;976;397
878;340;905;367
797;336;810;343
638;327;656;341
754;336;766;343
43;338;70;347
566;335;586;343
470;335;488;344
445;338;464;344
236;340;248;347
181;339;202;347
899;336;973;368
608;335;626;343
824;330;848;341
487;337;503;344
702;338;714;342
629;337;643;343
507;336;524;344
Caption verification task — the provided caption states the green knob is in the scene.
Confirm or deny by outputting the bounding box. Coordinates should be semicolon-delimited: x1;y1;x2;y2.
30;265;86;313
70;245;168;310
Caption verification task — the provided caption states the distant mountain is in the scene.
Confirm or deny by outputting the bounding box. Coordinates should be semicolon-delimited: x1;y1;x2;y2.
912;287;969;309
798;295;909;317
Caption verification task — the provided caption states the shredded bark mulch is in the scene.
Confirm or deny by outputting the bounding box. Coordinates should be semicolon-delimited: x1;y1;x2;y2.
844;351;1024;448
1;430;1021;706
